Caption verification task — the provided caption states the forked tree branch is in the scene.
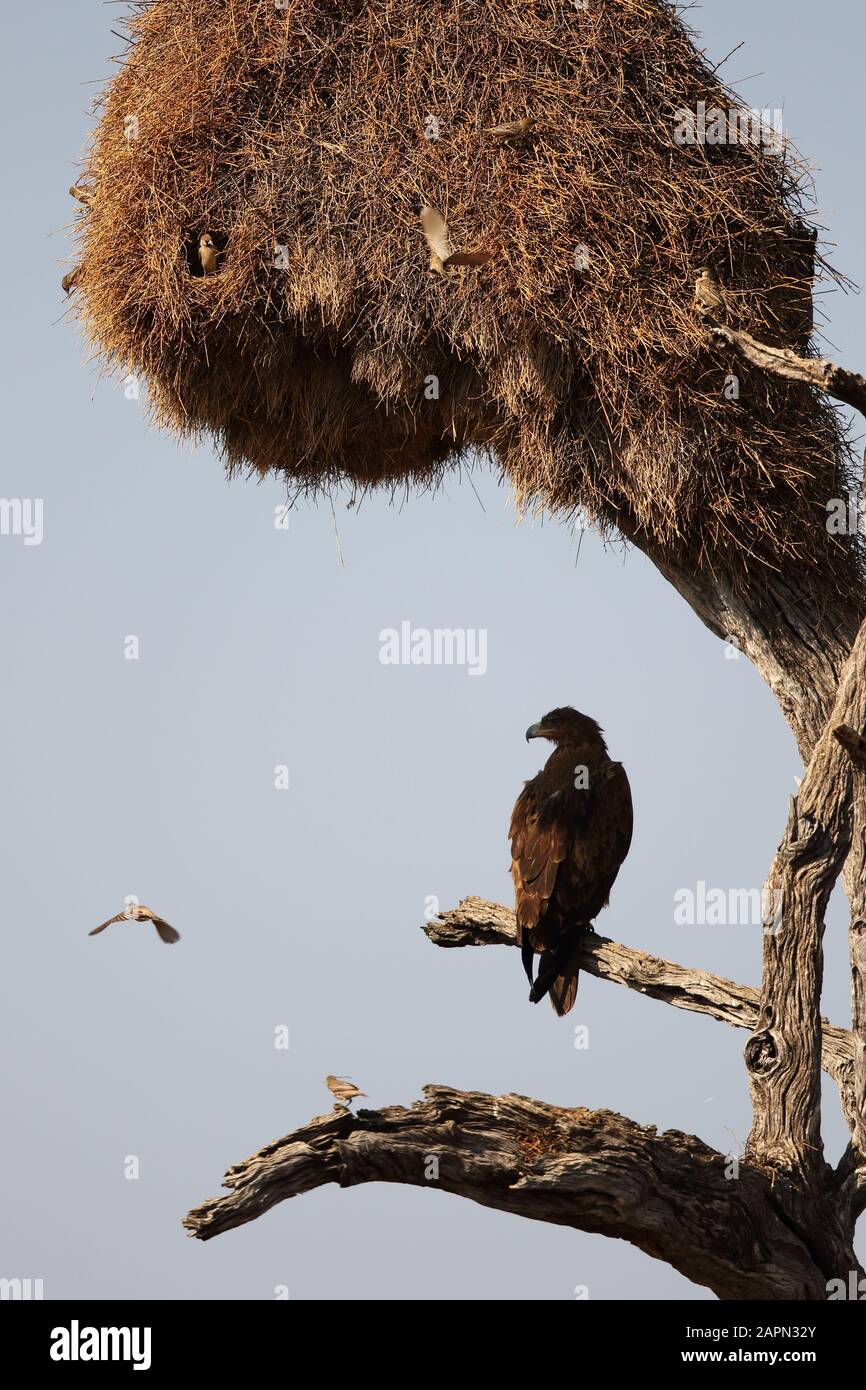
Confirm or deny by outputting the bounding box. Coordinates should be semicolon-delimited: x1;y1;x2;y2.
185;330;866;1291
183;1084;844;1299
184;899;864;1287
425;897;855;1123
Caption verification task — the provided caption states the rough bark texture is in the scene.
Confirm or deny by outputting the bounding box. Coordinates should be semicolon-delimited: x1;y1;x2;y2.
183;1085;842;1300
185;892;864;1293
747;619;866;1178
707;327;866;417
834;725;866;1216
638;545;861;762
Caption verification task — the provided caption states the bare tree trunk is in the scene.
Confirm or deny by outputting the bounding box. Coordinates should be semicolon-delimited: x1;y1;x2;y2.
630;541;862;759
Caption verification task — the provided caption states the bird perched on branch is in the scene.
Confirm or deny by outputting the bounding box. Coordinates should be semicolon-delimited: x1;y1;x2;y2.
89;903;180;944
510;707;633;1015
693;266;729;322
420;206;495;274
326;1075;367;1108
484;116;536;142
198;233;219;276
61;267;80;295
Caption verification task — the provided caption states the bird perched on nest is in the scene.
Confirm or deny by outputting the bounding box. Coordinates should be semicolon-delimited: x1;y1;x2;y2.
89;904;180;944
510;707;633;1016
69;184;95;208
198;233;219;276
693;266;729;322
420;206;495;275
61;268;80;295
484;116;536;142
326;1075;367;1108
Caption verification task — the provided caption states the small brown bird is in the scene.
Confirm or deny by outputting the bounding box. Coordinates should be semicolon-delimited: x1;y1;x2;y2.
89;904;180;944
420;206;495;274
61;267;80;295
484;117;536;141
694;267;728;321
198;233;219;276
510;708;633;1015
326;1075;367;1107
69;184;95;208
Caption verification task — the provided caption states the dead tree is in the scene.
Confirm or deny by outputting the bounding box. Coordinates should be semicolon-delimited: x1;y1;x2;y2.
63;0;866;1297
184;336;866;1296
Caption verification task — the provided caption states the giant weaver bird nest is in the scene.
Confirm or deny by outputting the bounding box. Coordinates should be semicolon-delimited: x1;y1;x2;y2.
69;0;859;592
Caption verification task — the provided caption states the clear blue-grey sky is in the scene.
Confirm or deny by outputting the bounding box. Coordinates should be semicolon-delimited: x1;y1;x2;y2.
1;1;864;1300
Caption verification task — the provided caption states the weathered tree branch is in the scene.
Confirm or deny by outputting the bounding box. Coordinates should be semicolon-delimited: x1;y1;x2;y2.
425;897;856;1125
706;326;866;419
183;1084;852;1299
747;619;866;1181
833;724;866;1213
183;316;866;1300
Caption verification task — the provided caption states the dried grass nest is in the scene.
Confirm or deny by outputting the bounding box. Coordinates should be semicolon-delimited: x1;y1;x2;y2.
69;0;860;592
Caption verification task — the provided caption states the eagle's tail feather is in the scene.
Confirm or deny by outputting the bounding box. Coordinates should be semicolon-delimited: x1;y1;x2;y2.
547;957;580;1017
530;938;585;1015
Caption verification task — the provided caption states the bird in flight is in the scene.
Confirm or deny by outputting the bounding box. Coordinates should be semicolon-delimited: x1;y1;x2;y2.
198;233;219;276
326;1075;367;1108
420;206;495;274
694;267;729;322
484;116;536;142
510;707;633;1015
89;904;180;944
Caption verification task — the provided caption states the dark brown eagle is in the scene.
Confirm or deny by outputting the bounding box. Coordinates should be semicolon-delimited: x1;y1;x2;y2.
509;707;633;1015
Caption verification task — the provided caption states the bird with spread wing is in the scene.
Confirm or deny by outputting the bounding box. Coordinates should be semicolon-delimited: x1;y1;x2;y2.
89;903;180;944
510;707;632;1015
420;206;495;274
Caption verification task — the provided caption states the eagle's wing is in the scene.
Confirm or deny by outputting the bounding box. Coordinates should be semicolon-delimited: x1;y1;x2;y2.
421;206;453;263
509;781;571;943
562;761;633;918
88;912;126;936
596;761;633;873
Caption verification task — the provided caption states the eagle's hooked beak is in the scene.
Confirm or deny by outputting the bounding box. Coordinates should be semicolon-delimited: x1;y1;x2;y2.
526;723;544;742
